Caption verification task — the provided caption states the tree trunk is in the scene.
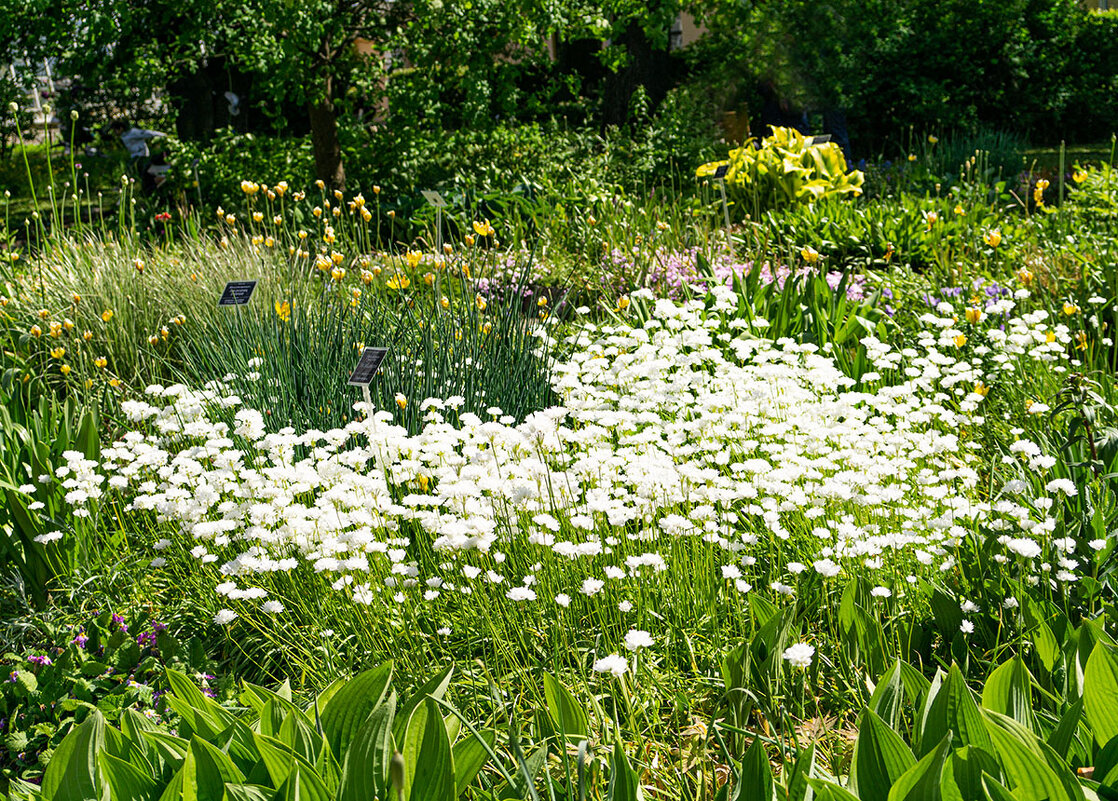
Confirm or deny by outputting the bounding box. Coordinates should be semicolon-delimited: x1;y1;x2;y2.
601;21;671;128
308;76;345;191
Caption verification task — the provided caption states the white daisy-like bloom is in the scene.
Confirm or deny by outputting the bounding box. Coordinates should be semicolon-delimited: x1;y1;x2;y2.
623;629;654;650
261;600;284;614
555;593;571;608
782;643;814;668
592;654;628;676
960;619;974;634
213;609;238;625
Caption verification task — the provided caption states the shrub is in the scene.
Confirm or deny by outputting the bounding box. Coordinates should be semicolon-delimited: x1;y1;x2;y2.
697;126;864;218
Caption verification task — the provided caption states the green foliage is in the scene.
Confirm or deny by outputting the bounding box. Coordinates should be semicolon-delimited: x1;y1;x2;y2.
19;662;589;800
699;127;864;218
0;611;219;788
0;393;101;608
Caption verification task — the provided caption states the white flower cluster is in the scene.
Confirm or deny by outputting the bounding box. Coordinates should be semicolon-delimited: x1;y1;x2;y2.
62;285;1089;652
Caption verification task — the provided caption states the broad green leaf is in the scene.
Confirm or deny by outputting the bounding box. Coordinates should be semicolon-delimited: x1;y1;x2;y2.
985;713;1071;801
785;743;817;801
252;734;308;789
852;710;916;801
409;698;456;801
1046;700;1082;760
335;690;395;800
887;733;950;801
939;746;998;801
181;737;244;801
221;785;273;801
805;779;861;801
320;662;393;759
271;765;332;801
982;658;1036;733
452;729;494;795
543;674;589;739
1084;644;1118;746
740;737;776;801
41;708;105;801
98;751;158;801
608;740;644;801
393;666;453;744
919;666;991;757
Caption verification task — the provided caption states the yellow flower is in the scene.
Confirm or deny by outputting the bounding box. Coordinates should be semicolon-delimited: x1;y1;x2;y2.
94;357;107;368
313;207;323;218
1025;399;1034;410
973;381;989;397
924;211;938;230
84;378;93;390
63;318;74;331
387;210;395;219
361;207;372;222
617;296;631;311
82;330;92;341
1016;268;1033;286
109;378;121;388
907;154;917;162
965;307;982;324
148;334;160;345
334;189;343;201
275;301;291;322
160;326;170;340
983;229;1001;248
405;251;422;270
475;294;487;311
240;180;259;195
50;346;65;359
386;274;410;290
264;236;275;247
173;314;186;325
482;321;492;334
1076;331;1088;351
1063;302;1080;316
472;219;495;237
588;215;597;227
315;179;325;190
1036;179;1050;191
71;293;81;305
1045;331;1056;343
275;181;288;196
800;246;820;264
927;135;938;144
331;267;346;282
373;185;381;195
361;270;374;285
252;211;264;223
49;322;62;337
954;204;964;216
424;272;435;287
60;364;71;375
225;214;236;225
537;296;548;307
395;393;407;410
298;230;308;240
953;334;967;348
440;295;450;309
330;250;344;265
1072;170;1088;184
464;234;475;247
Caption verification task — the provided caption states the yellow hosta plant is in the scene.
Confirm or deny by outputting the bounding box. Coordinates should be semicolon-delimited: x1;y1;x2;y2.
697;126;864;215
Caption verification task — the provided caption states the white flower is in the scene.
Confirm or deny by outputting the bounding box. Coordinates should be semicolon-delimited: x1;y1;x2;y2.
1005;537;1042;559
555;593;571;608
581;578;604;596
813;559;841;578
33;531;63;544
871;586;891;598
506;587;536;602
623;629;653;651
782;643;814;668
960;619;974;634
262;600;284;614
213;609;238;625
960;600;979;613
721;564;741;580
592;654;628;676
618;601;632;612
437;627;451;636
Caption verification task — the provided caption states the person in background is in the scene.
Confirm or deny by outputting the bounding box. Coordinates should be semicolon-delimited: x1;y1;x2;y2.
110;120;170;191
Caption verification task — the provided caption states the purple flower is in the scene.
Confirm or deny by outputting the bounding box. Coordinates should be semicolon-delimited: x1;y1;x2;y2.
27;654;52;667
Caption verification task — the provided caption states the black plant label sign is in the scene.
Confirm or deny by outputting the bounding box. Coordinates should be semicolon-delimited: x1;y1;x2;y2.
218;281;257;306
348;347;389;386
714;164;729;180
